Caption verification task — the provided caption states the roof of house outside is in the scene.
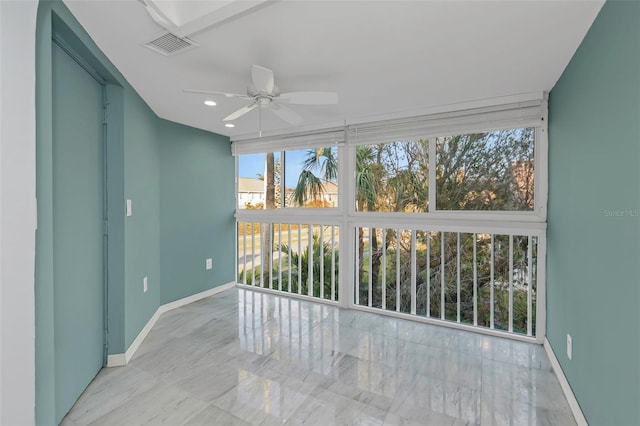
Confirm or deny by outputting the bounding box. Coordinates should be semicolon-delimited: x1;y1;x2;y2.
238;177;337;194
323;181;338;194
238;177;264;193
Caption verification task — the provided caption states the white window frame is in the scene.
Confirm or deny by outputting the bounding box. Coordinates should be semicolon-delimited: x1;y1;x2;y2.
232;92;548;342
344;97;547;223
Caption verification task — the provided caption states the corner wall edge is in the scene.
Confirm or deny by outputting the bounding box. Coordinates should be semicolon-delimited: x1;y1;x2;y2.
543;337;588;426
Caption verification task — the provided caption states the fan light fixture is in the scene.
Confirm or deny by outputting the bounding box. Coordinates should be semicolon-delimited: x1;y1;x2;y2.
185;64;338;127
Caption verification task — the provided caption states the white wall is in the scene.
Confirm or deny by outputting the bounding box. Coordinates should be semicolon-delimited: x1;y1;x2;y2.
0;1;38;424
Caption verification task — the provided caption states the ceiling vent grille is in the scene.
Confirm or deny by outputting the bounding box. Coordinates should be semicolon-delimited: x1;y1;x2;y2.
144;32;198;56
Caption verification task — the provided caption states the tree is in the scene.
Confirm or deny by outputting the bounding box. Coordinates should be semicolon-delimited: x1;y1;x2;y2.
252;129;536;333
353;130;536;331
262;152;275;286
278;232;339;298
291;147;338;206
292;146;378;281
435;129;534;211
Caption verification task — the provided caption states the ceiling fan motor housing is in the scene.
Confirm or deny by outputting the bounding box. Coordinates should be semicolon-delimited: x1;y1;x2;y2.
247;83;280;97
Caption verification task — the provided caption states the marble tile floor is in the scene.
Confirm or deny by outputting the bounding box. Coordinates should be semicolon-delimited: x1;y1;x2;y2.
62;288;576;426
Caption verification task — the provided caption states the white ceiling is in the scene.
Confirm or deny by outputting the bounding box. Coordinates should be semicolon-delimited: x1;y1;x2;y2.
64;0;604;138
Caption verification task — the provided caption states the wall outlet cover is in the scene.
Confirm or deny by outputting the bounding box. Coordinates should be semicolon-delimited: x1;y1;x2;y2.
143;276;148;293
206;258;213;270
567;334;572;360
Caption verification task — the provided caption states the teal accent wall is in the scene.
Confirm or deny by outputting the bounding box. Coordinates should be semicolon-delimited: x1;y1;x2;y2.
35;1;234;424
547;1;640;425
158;120;235;304
122;90;162;348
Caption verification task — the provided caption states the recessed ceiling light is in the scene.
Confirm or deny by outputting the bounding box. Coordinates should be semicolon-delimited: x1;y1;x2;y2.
225;123;235;128
204;100;216;106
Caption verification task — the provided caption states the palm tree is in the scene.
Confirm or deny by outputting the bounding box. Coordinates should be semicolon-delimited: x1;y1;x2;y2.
278;233;339;298
291;146;376;208
292;146;378;289
291;147;338;206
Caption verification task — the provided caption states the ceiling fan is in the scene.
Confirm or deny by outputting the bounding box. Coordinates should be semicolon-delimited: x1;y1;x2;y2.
185;64;338;126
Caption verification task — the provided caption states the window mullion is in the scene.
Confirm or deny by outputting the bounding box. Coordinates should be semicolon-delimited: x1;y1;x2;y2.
280;150;285;208
338;141;352;308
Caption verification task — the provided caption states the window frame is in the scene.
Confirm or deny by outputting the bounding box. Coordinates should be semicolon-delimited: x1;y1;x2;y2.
233;95;548;341
235;147;344;213
347;124;546;223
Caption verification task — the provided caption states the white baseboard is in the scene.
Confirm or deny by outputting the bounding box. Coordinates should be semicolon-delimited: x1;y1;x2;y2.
106;281;236;368
543;338;588;426
106;353;126;367
157;281;236;315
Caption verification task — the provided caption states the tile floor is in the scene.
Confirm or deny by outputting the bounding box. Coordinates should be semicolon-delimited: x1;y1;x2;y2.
62;288;575;425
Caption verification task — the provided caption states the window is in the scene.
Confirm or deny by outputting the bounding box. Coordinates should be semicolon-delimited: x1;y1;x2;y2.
436;128;534;211
284;147;339;208
237;147;339;210
234;98;547;341
353;127;536;214
355;140;429;212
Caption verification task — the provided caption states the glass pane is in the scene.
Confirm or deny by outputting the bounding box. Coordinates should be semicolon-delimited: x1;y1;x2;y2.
493;234;510;331
531;236;538;336
429;231;442;318
512;235;529;334
370;227;384;309
459;232;475;325
355;140;429;212
284;147;339;208
237;152;282;209
436;128;535;211
415;230;429;316
384;229;398;312
476;233;493;328
356;227;370;307
397;229;412;314
443;232;457;321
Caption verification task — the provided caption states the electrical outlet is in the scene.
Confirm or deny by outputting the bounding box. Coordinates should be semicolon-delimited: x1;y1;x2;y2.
567;334;572;360
126;199;132;217
143;276;148;293
206;258;213;270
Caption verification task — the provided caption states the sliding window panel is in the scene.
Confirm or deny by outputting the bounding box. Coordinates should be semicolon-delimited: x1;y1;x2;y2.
459;232;476;326
443;232;458;322
415;230;429;317
383;229;398;312
492;234;510;331
284;147;339;209
398;229;412;314
353;140;429;213
475;233;493;328
429;231;442;319
435;128;535;212
511;234;532;335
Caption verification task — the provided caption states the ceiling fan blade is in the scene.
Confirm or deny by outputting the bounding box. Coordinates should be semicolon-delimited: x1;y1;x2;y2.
183;89;251;99
251;64;275;94
271;102;303;125
278;91;338;105
224;102;258;121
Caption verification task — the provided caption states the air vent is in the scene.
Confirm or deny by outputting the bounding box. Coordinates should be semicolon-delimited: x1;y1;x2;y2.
144;32;198;56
